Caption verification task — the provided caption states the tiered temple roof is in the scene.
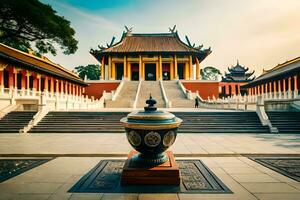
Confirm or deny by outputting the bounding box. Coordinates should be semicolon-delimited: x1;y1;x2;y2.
90;27;211;64
222;61;255;82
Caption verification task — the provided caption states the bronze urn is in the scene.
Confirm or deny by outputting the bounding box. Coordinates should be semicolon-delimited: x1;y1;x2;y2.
120;95;182;166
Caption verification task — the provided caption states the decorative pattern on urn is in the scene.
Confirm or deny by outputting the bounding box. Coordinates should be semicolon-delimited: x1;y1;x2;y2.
127;130;141;147
144;131;161;147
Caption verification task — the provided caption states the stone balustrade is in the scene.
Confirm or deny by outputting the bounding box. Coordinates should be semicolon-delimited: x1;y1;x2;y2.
0;86;103;111
198;90;299;111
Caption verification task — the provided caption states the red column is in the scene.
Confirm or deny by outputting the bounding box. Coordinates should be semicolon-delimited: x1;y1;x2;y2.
278;80;281;92
56;80;59;93
50;78;54;93
8;67;14;88
69;83;72;95
0;70;3;87
60;80;64;93
65;81;68;94
288;77;292;91
76;85;79;96
32;75;37;90
37;75;41;91
21;70;26;89
283;78;286;92
44;76;49;91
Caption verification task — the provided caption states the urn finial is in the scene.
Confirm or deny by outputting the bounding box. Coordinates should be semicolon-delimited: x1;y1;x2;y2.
144;94;157;111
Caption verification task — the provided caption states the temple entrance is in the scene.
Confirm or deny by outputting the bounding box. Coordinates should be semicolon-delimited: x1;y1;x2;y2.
162;63;170;80
178;63;185;79
144;63;156;81
131;63;139;81
115;63;124;80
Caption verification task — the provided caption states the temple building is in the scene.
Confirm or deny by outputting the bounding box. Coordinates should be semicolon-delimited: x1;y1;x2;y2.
0;43;86;96
242;56;300;98
90;27;211;81
219;61;255;97
0;43;100;112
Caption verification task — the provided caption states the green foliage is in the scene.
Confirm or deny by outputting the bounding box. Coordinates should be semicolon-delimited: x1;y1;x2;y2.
75;64;100;80
0;0;78;56
200;66;221;81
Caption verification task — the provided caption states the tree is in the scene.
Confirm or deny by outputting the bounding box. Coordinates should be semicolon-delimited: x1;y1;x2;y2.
75;64;100;80
200;66;221;81
0;0;78;56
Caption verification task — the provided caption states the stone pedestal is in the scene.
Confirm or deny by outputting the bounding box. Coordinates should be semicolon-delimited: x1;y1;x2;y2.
121;150;180;185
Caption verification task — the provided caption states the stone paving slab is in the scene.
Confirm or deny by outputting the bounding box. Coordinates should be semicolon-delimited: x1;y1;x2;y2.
0;157;299;200
0;134;299;156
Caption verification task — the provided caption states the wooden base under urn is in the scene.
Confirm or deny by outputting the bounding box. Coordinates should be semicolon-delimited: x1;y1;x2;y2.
121;150;180;185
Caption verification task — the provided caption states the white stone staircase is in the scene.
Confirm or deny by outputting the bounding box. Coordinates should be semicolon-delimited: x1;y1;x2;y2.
136;81;166;108
105;81;139;108
163;81;194;108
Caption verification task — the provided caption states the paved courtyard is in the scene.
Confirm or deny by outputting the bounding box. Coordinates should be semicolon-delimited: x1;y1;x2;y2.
0;133;300;200
0;133;299;156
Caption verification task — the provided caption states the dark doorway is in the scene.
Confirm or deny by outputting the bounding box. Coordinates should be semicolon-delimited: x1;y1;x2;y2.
145;63;156;80
131;63;139;81
178;63;185;79
4;70;9;88
17;73;22;89
48;79;51;91
115;63;124;80
29;76;34;89
162;63;170;80
41;78;45;91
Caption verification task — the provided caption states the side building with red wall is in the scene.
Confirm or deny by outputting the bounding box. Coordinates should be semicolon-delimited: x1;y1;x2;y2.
84;81;120;99
181;81;219;100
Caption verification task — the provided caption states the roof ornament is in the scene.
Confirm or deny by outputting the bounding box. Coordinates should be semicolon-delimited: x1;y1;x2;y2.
106;36;116;48
185;36;195;48
169;25;177;33
98;45;106;51
203;47;211;53
124;26;133;34
195;44;203;50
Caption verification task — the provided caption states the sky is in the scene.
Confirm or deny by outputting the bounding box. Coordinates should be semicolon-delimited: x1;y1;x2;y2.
41;0;300;76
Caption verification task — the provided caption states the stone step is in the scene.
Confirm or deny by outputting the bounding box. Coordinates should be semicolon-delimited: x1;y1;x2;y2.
105;81;139;108
29;111;270;133
0;111;36;133
136;81;165;108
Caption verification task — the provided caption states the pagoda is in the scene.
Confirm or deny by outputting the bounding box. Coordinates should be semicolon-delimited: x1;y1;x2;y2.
222;61;255;82
90;26;211;81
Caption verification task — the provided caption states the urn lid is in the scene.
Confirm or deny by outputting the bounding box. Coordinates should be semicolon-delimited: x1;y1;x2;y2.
120;95;182;130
